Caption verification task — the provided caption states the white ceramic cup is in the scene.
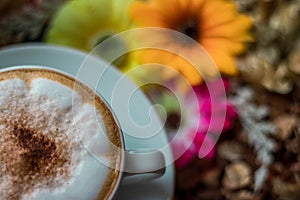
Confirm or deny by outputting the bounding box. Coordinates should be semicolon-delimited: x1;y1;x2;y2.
0;65;165;200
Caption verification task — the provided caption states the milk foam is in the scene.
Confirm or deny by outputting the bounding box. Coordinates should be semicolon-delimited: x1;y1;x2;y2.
0;77;114;200
30;78;82;110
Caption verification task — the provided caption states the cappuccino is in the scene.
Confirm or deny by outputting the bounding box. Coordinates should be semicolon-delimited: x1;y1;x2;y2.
0;67;122;200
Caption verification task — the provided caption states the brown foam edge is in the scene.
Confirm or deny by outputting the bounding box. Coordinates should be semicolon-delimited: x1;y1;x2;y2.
0;68;123;200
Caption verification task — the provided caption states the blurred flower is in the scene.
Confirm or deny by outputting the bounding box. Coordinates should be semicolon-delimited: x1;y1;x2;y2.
172;130;215;168
130;0;253;85
46;0;135;69
0;0;65;46
194;78;237;133
149;77;237;168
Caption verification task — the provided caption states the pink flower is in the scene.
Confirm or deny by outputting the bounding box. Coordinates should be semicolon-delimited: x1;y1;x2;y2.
171;129;217;168
194;78;237;134
149;77;237;168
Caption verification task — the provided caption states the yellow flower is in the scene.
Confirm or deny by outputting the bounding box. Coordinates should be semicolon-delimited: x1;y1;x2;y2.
130;0;253;85
46;0;134;69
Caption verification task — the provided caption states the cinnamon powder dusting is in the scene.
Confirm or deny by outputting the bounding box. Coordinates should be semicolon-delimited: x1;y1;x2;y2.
0;97;76;200
12;126;61;174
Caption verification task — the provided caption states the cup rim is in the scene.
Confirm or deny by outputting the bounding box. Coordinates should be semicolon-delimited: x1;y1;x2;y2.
0;65;125;200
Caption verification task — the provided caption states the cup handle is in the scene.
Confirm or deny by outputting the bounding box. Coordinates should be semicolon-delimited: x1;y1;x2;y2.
122;149;165;184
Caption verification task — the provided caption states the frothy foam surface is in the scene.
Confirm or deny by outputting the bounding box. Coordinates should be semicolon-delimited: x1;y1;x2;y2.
0;69;122;200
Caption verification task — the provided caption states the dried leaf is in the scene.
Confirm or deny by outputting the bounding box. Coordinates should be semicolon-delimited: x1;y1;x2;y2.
273;178;300;200
223;161;252;190
232;190;256;200
218;141;246;161
274;115;297;140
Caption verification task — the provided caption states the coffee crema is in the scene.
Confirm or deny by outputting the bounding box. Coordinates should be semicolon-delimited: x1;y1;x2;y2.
0;68;122;200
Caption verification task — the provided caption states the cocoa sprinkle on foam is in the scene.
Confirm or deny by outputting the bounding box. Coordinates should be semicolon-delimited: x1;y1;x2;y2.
0;90;77;200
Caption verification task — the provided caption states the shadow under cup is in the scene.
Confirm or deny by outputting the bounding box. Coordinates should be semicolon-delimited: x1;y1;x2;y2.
0;66;165;200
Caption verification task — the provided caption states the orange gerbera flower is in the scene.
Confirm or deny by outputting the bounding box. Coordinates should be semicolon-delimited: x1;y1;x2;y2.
130;0;253;85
